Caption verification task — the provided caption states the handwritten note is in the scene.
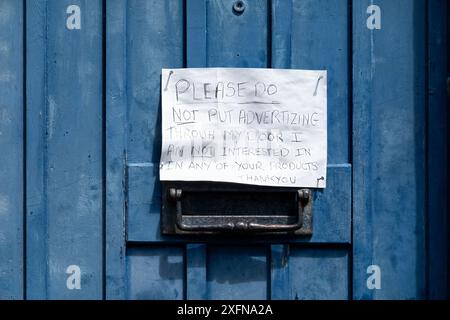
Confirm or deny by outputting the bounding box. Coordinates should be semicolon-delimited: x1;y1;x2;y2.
160;68;327;188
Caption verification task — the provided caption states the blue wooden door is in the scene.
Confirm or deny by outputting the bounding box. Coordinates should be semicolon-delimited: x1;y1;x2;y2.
104;0;446;300
0;0;447;300
106;0;352;300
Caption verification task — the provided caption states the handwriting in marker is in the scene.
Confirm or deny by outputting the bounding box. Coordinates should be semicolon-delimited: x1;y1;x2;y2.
316;176;325;187
313;75;324;96
164;70;174;91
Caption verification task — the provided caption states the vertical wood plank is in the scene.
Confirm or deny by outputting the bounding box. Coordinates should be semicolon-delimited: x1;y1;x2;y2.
206;245;268;300
26;0;103;299
26;0;47;299
270;1;291;300
185;0;208;301
353;0;427;299
200;0;270;300
0;0;24;300
289;247;349;300
124;0;184;242
105;0;127;300
427;0;448;299
270;245;290;300
126;246;184;300
187;0;206;68
271;0;292;69
206;0;269;67
186;244;207;299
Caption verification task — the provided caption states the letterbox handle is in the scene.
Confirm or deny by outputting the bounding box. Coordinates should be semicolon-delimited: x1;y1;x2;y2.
168;188;311;233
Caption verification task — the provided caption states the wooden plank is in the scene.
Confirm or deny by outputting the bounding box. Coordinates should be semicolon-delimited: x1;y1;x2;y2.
105;0;127;300
185;0;208;301
270;245;290;300
206;245;268;300
123;0;184;245
0;0;24;300
309;164;351;243
26;0;103;299
288;247;349;300
271;0;292;69
352;0;427;299
427;0;448;299
186;244;207;299
206;0;268;67
272;245;349;300
126;246;184;300
106;0;184;299
187;0;207;68
125;0;184;164
26;0;47;300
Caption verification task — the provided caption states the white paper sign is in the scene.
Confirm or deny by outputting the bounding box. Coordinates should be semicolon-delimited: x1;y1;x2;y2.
160;68;327;188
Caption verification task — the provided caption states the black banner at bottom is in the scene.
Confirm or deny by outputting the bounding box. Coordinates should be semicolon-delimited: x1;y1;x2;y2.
0;300;447;319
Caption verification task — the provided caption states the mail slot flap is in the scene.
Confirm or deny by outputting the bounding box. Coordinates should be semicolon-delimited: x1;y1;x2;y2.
161;182;312;235
175;187;298;216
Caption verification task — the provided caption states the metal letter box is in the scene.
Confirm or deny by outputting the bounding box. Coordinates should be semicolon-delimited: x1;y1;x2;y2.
161;182;313;235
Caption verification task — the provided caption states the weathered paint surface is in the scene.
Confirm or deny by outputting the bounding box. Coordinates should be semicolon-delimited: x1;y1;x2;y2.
0;0;447;300
26;0;103;299
353;0;427;299
0;0;24;300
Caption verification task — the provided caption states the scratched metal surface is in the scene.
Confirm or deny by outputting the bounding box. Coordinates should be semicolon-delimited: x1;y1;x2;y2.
0;0;447;300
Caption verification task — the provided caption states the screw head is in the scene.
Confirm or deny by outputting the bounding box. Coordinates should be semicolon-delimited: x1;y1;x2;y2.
232;0;246;15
